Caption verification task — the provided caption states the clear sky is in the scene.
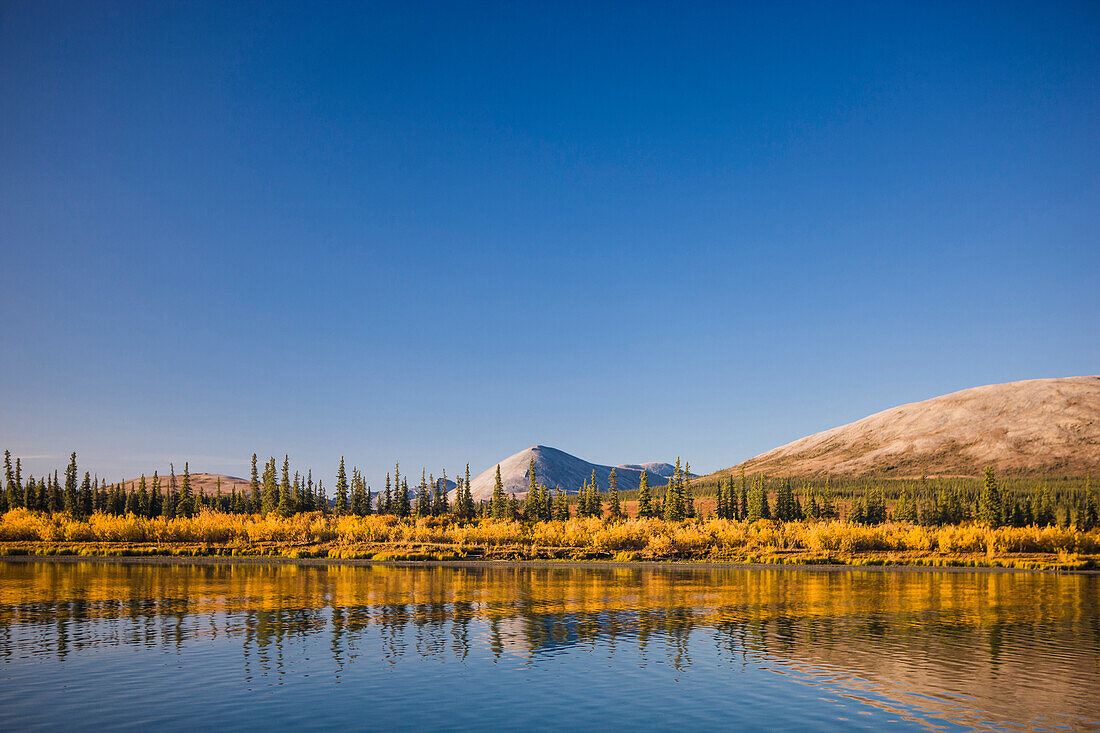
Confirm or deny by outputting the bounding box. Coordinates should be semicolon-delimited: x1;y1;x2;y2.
2;1;1098;488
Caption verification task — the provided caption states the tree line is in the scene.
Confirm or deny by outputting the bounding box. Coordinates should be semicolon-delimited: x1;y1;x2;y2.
2;450;1096;530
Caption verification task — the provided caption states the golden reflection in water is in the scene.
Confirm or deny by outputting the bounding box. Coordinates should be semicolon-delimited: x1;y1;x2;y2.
1;561;1097;730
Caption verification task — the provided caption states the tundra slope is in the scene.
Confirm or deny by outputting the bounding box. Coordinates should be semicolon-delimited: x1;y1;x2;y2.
721;376;1100;478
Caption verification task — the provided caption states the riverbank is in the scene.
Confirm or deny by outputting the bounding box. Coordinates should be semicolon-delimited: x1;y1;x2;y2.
2;509;1098;572
2;542;1097;572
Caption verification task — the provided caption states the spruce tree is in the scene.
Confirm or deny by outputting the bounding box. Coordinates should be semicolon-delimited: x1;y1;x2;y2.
1081;473;1098;532
977;467;1003;528
747;476;770;522
607;468;624;520
178;462;194;517
716;474;729;519
3;450;14;510
415;470;431;517
277;455;294;516
434;469;448;516
463;463;474;519
137;475;150;517
554;487;570;520
637;470;652;518
398;478;411;517
160;462;176;519
804;485;819;520
64;452;79;516
491;465;507;520
739;466;749;519
894;485;918;523
866;486;887;524
663;463;683;521
334;457;349;515
524;458;540;520
80;472;94;516
294;471;307;511
249;454;261;513
150;472;162;517
11;457;23;509
682;462;695;518
664;458;683;521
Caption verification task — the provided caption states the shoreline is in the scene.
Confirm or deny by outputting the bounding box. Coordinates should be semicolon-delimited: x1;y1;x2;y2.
3;552;1097;575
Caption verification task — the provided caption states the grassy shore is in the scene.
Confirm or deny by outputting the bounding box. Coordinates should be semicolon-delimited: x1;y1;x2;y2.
1;508;1098;571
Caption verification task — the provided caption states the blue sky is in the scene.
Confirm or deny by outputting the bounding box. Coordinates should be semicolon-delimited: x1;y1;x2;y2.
2;1;1097;487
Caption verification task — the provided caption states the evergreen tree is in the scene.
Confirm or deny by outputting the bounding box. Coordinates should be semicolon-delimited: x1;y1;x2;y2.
682;462;695;518
3;450;15;510
663;464;683;521
715;474;729;519
396;478;410;518
849;496;868;524
433;469;448;516
1081;473;1098;532
553;488;570;520
350;469;365;516
334;457;349;515
775;478;794;521
125;481;140;514
637;470;653;518
607;468;624;520
804;485;820;520
454;464;474;521
1032;483;1054;526
177;462;195;517
137;475;150;517
415;469;431;517
22;474;34;511
260;458;277;515
64;452;79;516
395;466;411;518
524;458;540;520
277;455;294;516
747;476;770;522
739;466;749;519
894;485;918;523
587;470;602;518
249;454;261;513
464;464;474;518
50;472;63;513
80;472;94;516
934;483;968;525
865;486;887;524
490;465;507;520
294;471;307;511
10;457;23;509
150;472;162;517
977;467;1003;528
664;458;683;521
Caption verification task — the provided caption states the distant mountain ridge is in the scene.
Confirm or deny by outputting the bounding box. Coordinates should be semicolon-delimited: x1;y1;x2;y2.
116;472;250;496
713;376;1100;478
458;446;684;501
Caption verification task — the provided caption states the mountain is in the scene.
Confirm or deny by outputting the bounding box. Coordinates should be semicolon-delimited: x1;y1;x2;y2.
716;376;1100;478
117;472;250;496
458;446;680;501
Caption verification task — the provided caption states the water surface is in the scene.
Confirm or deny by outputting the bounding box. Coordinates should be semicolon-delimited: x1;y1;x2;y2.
0;561;1097;731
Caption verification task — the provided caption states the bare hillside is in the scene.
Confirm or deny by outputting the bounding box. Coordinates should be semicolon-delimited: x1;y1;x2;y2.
117;472;250;496
724;376;1100;478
